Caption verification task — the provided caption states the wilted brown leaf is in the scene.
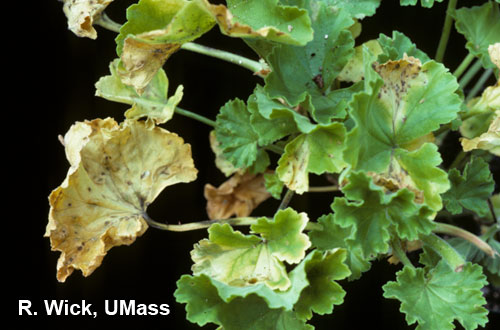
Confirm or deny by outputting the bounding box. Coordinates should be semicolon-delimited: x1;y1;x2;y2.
46;118;197;281
62;0;113;39
204;172;271;220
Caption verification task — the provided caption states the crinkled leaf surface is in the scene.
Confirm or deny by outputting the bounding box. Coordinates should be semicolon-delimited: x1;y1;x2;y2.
264;172;284;199
443;157;495;217
345;55;460;210
453;1;500;69
191;208;310;291
208;131;240;177
215;98;260;169
399;0;443;8
46;119;197;281
324;0;381;19
309;214;371;280
377;31;431;63
276;123;346;194
293;249;350;321
204;172;270;219
62;0;113;39
264;0;355;123
461;111;500;156
332;171;434;260
95;59;183;126
383;260;488;330
175;274;313;330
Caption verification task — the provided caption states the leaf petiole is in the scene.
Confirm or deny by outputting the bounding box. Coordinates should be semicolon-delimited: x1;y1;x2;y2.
420;233;465;272
391;238;415;270
435;0;458;62
452;53;475;79
433;222;497;257
459;59;483;89
174;107;216;127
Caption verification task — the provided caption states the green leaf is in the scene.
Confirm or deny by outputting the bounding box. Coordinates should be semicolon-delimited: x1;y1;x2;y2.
224;0;313;45
443;157;495;217
377;31;431;63
116;0;215;92
294;249;350;321
264;172;285;199
338;40;383;83
95;59;182;125
399;0;444;8
215;98;259;169
309;214;371;280
448;235;500;277
383;261;488;330
453;1;500;69
276;123;346;194
344;55;460;210
332;171;435;259
191;208;311;291
323;0;381;19
174;274;313;330
264;0;355;123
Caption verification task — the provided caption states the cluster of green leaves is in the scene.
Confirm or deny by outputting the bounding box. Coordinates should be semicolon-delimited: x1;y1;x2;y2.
55;0;500;329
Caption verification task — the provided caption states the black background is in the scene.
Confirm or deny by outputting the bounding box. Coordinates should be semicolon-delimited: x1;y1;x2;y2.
12;0;499;329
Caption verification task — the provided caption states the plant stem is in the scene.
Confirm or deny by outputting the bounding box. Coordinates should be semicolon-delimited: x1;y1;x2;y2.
264;144;284;155
181;42;265;75
142;212;323;231
391;238;415;269
278;189;295;210
449;150;467;169
420;233;465;272
466;69;493;102
435;0;458;62
487;198;499;223
459;59;483;89
453;53;475;78
95;13;122;33
307;185;339;193
175;107;216;127
433;222;496;257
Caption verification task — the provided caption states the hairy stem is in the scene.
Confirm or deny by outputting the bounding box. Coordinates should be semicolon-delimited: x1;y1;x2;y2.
466;68;493;102
307;185;339;193
95;13;122;33
435;0;458;62
181;42;266;75
434;222;497;257
175;107;216;127
453;53;475;79
420;233;465;272
142;212;323;231
391;238;415;269
459;59;483;89
278;189;295;210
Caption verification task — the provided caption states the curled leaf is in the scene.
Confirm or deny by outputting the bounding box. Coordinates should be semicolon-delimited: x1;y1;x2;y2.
62;0;113;39
461;111;500;156
46;118;197;281
204;172;271;219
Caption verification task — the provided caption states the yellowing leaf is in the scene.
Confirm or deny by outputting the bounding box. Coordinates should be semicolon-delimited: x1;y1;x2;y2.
461;111;500;156
204;172;270;219
490;43;500;70
46;118;197;282
208;130;240;177
62;0;113;39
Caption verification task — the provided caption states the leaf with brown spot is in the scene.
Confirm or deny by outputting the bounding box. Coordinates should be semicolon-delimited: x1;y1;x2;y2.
46;118;197;282
204;172;270;220
61;0;114;39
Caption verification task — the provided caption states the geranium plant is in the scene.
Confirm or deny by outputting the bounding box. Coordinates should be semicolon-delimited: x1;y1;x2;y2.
49;0;499;329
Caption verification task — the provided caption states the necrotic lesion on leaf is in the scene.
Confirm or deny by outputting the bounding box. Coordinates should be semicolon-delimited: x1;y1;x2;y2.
46;118;197;282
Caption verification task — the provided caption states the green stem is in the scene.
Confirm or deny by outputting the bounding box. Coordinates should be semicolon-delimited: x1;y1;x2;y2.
142;212;323;231
264;144;284;155
466;69;493;102
435;0;458;62
95;13;122;33
391;238;415;269
434;222;496;257
181;42;265;75
307;185;339;193
278;189;295;210
420;233;465;272
459;59;483;89
453;53;475;79
449;150;467;169
175;107;216;127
